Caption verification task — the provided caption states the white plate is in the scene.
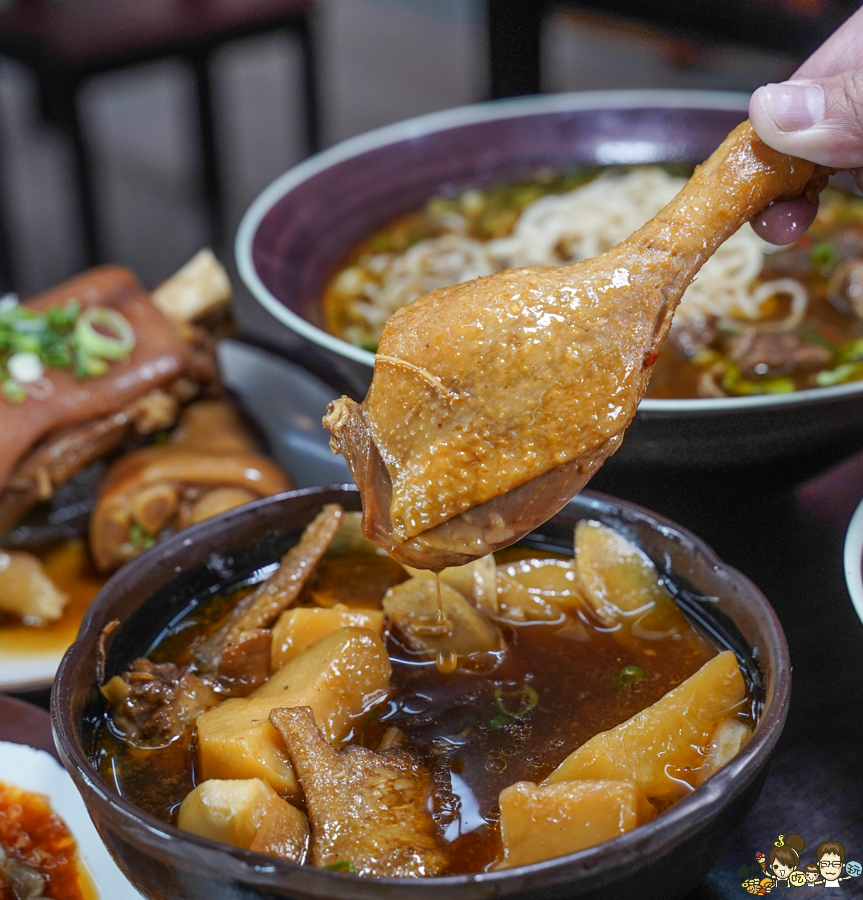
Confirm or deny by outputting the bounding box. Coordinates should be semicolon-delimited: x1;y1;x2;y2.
0;740;142;898
843;497;863;628
0;339;349;692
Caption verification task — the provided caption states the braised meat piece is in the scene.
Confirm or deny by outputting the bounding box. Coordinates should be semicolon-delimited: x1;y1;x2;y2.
218;629;272;693
89;399;292;572
195;505;344;673
724;326;832;376
828;257;863;319
222;504;344;645
0;257;228;537
101;658;219;747
325;121;828;567
269;706;445;877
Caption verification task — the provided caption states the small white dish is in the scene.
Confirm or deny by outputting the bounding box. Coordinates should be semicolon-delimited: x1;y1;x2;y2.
0;740;142;898
843;497;863;627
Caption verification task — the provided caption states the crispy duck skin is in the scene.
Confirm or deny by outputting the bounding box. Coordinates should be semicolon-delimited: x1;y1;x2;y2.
325;121;830;567
0;266;221;535
269;706;446;877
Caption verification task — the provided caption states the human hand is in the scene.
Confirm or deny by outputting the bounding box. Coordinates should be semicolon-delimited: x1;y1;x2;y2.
749;5;863;244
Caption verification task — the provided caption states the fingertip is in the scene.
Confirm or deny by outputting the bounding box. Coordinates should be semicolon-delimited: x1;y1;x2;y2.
749;85;777;144
749;85;767;122
751;196;819;245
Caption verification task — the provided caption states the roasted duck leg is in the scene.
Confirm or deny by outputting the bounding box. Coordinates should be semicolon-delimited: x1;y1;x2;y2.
325;121;829;567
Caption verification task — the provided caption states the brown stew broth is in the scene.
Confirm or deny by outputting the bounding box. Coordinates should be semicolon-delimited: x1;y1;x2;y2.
94;544;726;874
366;617;715;874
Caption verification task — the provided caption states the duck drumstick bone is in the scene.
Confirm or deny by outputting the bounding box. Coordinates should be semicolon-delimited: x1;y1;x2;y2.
325;121;830;568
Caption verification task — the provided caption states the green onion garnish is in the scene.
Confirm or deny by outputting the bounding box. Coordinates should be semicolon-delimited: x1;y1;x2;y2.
357;704;381;746
75;307;136;360
613;665;645;687
798;327;838;353
492;684;539;720
129;523;156;551
810;240;840;273
816;362;863;386
323;860;356;874
0;297;136;403
1;380;25;404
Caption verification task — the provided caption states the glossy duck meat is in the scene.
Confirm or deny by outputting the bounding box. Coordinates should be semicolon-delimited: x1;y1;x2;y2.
325;121;829;567
269;705;445;877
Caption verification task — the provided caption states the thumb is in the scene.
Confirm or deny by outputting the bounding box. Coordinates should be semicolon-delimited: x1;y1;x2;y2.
750;72;863;168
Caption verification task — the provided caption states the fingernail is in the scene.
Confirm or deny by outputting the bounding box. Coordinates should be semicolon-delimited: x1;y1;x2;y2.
762;82;824;131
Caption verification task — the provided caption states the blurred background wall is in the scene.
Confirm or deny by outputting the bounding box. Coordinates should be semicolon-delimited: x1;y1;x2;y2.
0;0;813;301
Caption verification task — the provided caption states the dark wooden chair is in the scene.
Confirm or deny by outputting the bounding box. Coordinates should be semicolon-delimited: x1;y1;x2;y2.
486;0;857;99
0;0;319;286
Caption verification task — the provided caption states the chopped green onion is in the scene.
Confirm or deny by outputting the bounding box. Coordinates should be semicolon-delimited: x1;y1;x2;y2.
613;665;645;688
357;704;381;746
84;356;108;377
7;351;44;383
837;335;863;364
816;362;863;386
47;299;80;328
75;307;136;360
487;714;510;731
810;240;840;274
493;684;539;719
0;297;137;403
74;349;109;380
2;380;25;404
129;523;156;551
721;365;795;396
323;860;356;874
798;327;837;353
12;334;41;354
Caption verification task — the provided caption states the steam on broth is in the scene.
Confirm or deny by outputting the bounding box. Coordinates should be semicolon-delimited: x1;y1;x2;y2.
323;169;863;399
95;509;753;876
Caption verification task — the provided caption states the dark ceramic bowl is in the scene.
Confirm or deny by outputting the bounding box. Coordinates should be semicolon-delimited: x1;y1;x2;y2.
53;485;789;900
235;90;863;478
